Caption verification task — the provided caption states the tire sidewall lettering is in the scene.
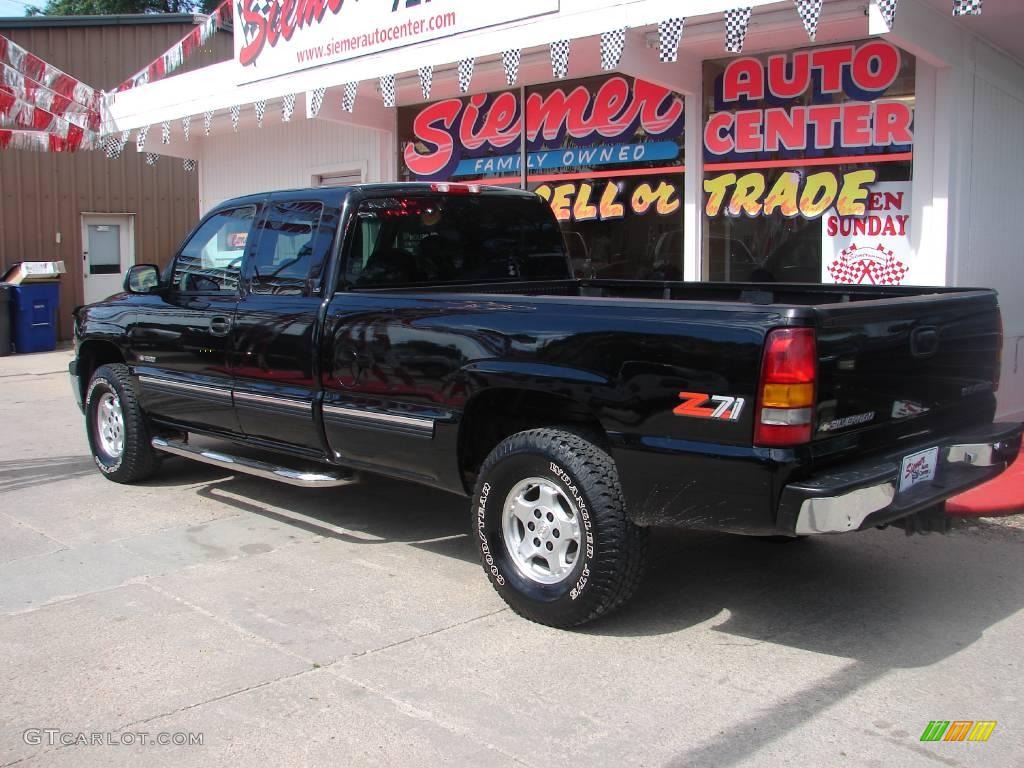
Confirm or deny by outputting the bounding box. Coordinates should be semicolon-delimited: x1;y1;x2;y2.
476;449;594;602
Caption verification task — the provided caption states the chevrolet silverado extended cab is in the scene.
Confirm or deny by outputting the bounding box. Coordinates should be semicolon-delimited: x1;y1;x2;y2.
70;183;1022;627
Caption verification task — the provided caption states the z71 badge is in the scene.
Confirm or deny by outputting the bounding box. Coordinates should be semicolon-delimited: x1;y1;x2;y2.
673;392;745;421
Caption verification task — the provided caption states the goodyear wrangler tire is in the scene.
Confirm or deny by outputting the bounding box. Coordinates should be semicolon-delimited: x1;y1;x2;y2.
472;428;648;628
85;364;159;484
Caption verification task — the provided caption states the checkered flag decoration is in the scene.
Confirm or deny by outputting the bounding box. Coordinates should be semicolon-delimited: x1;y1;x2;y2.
204;110;213;136
101;133;122;159
418;65;433;101
876;0;899;30
827;243;908;285
600;28;627;71
952;0;981;15
724;7;752;53
550;40;570;80
136;124;149;151
380;74;396;108
794;0;823;41
340;82;358;113
281;93;296;122
502;48;521;86
161;121;170;145
230;105;240;132
254;99;267;128
309;87;326;117
658;18;685;63
182;115;191;142
183;158;196;172
458;57;474;94
145;152;157;166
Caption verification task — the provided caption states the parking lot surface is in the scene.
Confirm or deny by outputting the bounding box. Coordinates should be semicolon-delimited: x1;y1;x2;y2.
1;348;1022;767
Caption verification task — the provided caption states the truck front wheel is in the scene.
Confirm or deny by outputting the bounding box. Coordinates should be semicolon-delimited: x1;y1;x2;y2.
85;363;159;484
472;428;648;628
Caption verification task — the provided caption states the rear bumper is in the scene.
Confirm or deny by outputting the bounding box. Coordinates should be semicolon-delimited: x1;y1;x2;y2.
778;422;1023;535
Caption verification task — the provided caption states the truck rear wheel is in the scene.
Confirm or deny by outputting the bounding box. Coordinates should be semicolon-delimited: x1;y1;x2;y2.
472;428;647;628
85;363;159;484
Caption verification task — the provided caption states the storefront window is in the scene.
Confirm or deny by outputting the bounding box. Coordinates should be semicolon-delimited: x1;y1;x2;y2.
399;74;686;280
702;40;915;284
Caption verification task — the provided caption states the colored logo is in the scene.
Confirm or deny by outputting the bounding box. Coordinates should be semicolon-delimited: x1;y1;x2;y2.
827;242;908;285
673;392;745;421
920;721;997;742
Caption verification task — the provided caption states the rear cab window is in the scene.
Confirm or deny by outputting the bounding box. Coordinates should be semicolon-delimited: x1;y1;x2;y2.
247;200;336;295
343;193;569;289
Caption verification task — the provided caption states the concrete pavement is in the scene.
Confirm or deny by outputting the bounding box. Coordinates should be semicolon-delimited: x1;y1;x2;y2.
1;348;1023;767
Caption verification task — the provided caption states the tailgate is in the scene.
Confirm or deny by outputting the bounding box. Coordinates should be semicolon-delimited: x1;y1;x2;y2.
812;290;1002;456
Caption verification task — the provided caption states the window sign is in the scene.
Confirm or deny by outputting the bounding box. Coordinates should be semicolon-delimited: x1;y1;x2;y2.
702;40;915;284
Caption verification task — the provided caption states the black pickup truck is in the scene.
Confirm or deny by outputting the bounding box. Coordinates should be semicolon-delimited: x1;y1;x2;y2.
70;183;1021;627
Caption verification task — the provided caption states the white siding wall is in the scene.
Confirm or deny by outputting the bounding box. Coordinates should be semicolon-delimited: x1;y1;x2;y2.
197;118;394;214
951;43;1024;420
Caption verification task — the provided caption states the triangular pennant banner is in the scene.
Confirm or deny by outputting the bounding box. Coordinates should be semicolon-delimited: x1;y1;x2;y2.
230;105;240;132
183;158;196;172
502;49;521;86
101;133;121;159
282;93;295;122
161;121;170;144
418;65;433;101
145;152;157;166
309;87;326;117
952;0;980;15
203;110;213;136
254;99;266;128
136;124;149;151
343;81;358;113
550;40;570;80
600;28;627;71
658;18;685;63
380;74;396;108
876;0;899;30
724;7;753;53
182;114;191;142
794;0;823;40
458;57;474;94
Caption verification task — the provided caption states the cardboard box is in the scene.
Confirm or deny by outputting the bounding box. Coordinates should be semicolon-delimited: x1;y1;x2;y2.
1;261;66;284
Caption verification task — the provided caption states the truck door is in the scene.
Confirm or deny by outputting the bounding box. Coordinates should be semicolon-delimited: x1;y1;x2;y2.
229;196;340;453
132;203;258;434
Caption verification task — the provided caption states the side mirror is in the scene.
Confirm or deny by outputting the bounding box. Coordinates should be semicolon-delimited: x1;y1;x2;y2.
124;264;161;294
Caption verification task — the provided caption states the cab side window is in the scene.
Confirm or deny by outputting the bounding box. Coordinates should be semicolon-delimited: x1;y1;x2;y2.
172;206;256;293
248;201;331;295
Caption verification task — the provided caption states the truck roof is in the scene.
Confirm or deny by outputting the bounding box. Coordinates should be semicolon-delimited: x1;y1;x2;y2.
215;183;539;211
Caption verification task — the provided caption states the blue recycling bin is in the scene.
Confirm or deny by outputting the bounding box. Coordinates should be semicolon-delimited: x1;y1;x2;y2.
11;281;60;353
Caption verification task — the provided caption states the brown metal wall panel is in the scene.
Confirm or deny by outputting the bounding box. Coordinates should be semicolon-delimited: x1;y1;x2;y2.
0;19;231;341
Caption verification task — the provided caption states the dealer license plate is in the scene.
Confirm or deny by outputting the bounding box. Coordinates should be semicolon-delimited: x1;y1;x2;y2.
899;446;939;493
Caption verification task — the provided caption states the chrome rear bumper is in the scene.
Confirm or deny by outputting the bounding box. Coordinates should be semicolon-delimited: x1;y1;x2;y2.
783;422;1022;535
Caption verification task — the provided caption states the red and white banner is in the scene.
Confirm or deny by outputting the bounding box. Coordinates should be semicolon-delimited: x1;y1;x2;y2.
0;34;100;113
0;64;99;131
114;1;230;93
0;87;85;136
233;0;559;84
0;126;94;152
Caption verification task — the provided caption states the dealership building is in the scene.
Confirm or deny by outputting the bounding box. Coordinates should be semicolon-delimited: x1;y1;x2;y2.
101;0;1024;421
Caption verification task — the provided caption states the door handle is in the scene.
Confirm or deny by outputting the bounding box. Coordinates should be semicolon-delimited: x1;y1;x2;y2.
209;316;232;337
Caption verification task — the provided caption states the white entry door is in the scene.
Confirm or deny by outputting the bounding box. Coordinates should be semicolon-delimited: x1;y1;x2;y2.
82;214;134;305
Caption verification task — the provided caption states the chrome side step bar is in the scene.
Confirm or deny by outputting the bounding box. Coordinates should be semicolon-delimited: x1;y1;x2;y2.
151;437;358;488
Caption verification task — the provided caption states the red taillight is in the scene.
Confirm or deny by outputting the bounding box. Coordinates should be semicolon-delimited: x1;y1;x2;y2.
430;182;481;195
754;328;817;447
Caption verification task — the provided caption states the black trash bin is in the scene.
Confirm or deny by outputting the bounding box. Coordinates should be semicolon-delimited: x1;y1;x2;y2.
0;283;12;357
